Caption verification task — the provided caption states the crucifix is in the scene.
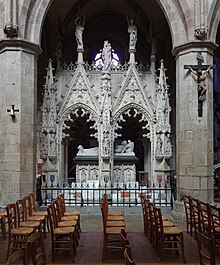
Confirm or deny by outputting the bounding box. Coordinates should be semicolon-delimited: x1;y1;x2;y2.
184;52;215;117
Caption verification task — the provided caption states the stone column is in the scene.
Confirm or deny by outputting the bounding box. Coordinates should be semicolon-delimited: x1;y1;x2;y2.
0;39;41;205
172;43;216;218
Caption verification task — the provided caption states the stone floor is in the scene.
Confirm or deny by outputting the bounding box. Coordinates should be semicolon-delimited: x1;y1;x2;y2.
0;207;212;264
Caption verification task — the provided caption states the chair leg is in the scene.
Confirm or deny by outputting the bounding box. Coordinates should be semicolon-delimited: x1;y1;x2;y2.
180;233;186;263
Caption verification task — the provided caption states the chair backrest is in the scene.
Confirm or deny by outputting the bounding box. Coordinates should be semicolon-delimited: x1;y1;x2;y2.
6;203;19;231
47;204;56;234
198;200;212;236
183;195;192;221
195;230;216;265
153;205;163;235
209;204;220;240
191;197;201;231
23;194;33;218
5;249;26;265
29;192;37;212
28;232;47;265
58;193;66;214
52;199;62;224
124;245;135;265
16;199;27;225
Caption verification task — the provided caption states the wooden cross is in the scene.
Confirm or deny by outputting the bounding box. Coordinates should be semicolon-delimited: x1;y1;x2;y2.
184;52;215;117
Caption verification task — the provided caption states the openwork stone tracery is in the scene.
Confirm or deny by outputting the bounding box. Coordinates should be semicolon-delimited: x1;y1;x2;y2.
39;18;172;188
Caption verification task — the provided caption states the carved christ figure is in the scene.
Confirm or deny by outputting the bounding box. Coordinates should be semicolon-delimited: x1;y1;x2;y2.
128;18;137;50
188;65;211;101
75;16;84;49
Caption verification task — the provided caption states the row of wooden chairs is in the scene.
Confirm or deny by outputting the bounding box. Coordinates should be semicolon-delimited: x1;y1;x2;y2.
141;194;186;263
183;194;220;241
183;194;220;264
5;231;47;265
100;193;134;262
47;193;81;262
5;192;48;261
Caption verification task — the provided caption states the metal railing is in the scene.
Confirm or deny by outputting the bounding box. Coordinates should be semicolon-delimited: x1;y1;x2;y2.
39;182;174;208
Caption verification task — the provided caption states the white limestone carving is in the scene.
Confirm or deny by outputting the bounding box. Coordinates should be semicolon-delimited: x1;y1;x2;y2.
77;145;98;155
102;40;112;71
39;24;172;187
75;16;84;49
115;140;134;155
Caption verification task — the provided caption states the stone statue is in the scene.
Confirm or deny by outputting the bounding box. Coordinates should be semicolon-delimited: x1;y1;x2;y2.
75;16;84;49
102;40;112;71
127;18;137;50
77;145;98;155
115;140;134;155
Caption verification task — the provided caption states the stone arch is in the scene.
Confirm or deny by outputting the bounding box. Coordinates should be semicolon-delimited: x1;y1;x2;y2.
156;0;190;48
114;103;154;141
20;0;52;43
59;103;99;138
208;0;220;42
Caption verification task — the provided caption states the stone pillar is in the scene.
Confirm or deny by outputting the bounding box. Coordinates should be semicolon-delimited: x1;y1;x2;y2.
173;43;216;216
0;39;41;205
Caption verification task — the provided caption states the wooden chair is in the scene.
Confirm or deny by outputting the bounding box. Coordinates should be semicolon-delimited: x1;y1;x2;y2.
24;195;47;237
28;231;47;265
153;205;186;263
101;203;126;228
53;198;80;240
140;194;149;237
183;194;193;236
0;211;7;239
47;204;76;262
195;230;216;265
124;245;136;265
6;203;35;261
100;204;125;261
208;204;220;253
103;193;124;217
29;192;48;217
16;199;41;231
198;200;212;237
5;249;26;265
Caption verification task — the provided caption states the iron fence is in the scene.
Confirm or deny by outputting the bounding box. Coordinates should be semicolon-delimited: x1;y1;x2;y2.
40;182;174;208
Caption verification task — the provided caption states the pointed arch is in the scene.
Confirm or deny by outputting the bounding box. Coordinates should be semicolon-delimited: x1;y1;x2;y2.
20;0;52;43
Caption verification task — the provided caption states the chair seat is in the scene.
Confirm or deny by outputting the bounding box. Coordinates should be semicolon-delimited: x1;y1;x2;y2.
107;215;124;221
19;220;41;228
54;226;75;234
0;212;7;216
106;226;126;234
27;215;45;221
58;220;77;227
163;226;183;235
61;215;78;221
11;227;34;235
163;220;175;227
108;211;124;216
106;220;126;227
64;211;80;216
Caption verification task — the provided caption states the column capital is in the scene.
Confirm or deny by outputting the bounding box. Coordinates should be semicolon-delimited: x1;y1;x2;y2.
172;41;218;58
0;39;42;55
